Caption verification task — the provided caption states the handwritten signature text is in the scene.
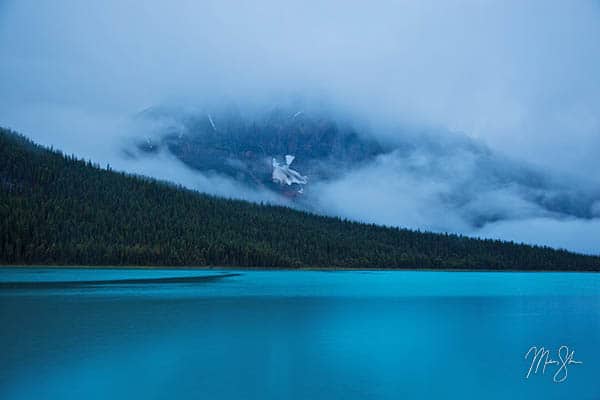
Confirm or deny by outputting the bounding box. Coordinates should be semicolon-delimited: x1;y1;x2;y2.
524;345;582;383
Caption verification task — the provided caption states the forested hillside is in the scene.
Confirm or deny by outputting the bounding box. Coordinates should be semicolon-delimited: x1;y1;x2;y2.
1;128;599;270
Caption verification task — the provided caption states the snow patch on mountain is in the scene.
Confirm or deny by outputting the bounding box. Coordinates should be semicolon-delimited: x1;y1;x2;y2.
207;114;217;131
272;155;308;187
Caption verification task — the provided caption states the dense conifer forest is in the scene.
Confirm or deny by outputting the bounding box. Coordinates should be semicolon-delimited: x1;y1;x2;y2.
1;128;599;270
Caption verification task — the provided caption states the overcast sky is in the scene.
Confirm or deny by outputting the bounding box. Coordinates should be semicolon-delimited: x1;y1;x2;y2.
1;0;599;253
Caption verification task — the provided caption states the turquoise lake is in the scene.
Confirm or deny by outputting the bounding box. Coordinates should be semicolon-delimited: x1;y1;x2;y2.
0;268;598;399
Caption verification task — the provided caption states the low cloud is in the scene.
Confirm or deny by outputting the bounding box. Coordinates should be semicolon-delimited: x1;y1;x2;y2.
1;0;599;254
476;218;600;256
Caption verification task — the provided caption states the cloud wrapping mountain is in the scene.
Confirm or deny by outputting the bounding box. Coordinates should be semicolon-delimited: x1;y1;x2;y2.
1;0;599;253
124;106;600;254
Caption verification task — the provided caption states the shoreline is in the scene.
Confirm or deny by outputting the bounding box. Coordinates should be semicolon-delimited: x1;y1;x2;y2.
1;264;598;273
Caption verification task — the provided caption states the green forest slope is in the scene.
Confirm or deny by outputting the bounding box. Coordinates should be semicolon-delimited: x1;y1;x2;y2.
1;128;599;270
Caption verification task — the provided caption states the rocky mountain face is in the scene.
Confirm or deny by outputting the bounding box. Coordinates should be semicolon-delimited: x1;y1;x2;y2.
129;105;600;230
134;106;386;198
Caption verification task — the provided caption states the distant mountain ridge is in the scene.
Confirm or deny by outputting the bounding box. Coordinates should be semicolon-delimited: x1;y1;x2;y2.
1;127;599;270
129;105;600;228
131;105;385;199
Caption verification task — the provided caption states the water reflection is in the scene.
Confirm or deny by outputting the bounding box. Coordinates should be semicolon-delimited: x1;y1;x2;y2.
0;269;598;399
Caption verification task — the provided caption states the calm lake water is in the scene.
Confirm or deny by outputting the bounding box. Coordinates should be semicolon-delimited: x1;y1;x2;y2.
0;268;598;399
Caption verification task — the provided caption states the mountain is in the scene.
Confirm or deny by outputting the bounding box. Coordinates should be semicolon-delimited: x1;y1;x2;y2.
129;105;600;228
1;127;599;270
130;105;386;200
